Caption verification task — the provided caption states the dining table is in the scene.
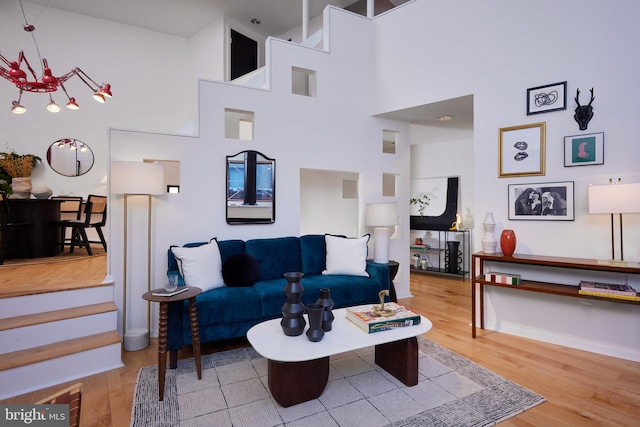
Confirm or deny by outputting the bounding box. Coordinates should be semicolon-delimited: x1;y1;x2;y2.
6;198;63;259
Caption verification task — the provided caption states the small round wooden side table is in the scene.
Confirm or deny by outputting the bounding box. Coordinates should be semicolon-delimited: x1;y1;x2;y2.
142;286;202;401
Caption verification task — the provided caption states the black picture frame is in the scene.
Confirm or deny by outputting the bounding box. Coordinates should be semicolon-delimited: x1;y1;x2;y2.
527;81;567;115
564;132;604;167
508;181;575;221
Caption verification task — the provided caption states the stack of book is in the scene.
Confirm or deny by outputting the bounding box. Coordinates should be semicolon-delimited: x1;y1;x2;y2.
578;281;640;301
346;302;421;333
484;271;521;285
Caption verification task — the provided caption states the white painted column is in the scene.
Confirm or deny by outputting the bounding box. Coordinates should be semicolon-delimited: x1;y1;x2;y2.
302;0;309;41
367;0;375;18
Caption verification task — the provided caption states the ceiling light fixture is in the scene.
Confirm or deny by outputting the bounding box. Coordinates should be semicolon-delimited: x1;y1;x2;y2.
0;0;112;114
438;115;454;121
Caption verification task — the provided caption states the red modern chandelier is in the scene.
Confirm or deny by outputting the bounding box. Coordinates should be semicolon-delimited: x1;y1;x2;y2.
0;1;112;114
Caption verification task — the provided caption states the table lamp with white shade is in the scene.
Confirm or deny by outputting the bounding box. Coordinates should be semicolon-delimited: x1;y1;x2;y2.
111;161;165;351
365;202;399;264
588;179;640;264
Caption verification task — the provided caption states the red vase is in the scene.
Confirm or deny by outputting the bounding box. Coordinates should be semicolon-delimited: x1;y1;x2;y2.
500;230;516;256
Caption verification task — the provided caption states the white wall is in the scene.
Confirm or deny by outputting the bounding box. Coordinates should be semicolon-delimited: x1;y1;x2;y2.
373;0;640;360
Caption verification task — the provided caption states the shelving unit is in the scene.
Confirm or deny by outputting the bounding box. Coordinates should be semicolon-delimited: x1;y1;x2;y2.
471;252;640;338
409;229;470;278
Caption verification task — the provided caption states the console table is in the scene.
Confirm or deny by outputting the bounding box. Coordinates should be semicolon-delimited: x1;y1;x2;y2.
472;252;640;338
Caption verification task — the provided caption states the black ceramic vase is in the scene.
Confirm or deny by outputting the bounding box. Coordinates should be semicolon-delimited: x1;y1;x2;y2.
281;272;306;336
316;288;335;332
445;241;462;274
305;303;325;342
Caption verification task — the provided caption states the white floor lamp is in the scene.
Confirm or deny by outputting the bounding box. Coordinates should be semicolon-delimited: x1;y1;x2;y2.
111;161;164;351
365;202;399;264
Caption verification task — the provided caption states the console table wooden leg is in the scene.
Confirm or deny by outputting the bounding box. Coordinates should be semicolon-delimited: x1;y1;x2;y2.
188;297;202;380
375;337;418;386
268;357;329;407
157;301;169;401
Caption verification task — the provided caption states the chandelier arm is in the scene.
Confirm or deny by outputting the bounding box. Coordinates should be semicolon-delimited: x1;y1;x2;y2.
18;51;40;81
59;82;73;100
75;68;102;89
56;67;80;85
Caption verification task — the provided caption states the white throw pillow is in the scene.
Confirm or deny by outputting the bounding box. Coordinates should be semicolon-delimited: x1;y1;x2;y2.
170;239;225;292
322;234;370;277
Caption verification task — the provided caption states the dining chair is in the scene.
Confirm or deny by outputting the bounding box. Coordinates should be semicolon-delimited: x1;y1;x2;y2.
52;196;84;252
66;194;108;255
35;382;83;427
0;190;35;264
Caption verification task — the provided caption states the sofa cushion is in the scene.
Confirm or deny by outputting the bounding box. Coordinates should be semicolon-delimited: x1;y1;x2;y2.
222;253;260;287
322;234;370;277
302;275;381;308
218;239;246;261
193;286;262;326
246;236;303;281
170;238;225;292
300;234;326;276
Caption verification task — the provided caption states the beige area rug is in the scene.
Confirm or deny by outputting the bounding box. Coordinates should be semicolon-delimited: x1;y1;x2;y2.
131;337;545;427
1;245;106;266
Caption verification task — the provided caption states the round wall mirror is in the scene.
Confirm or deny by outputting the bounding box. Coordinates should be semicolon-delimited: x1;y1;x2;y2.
46;138;94;177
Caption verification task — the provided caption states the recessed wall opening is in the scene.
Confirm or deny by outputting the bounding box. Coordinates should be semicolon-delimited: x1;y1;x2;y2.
383;173;396;197
343;179;358;199
292;66;317;97
383;130;399;154
225;109;255;140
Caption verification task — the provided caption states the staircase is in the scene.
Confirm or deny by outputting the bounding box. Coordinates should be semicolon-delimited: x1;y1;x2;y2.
0;279;123;400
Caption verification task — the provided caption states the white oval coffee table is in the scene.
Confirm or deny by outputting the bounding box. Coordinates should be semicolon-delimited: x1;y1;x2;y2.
247;307;432;407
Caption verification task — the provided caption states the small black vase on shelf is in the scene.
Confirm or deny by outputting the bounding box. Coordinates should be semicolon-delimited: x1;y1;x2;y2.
281;272;306;336
305;303;325;342
316;288;334;332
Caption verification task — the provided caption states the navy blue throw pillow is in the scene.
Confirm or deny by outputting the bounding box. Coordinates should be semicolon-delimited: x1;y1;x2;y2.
222;253;260;287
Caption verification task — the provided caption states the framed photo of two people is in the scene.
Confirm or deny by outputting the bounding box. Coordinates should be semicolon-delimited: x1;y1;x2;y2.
508;181;574;221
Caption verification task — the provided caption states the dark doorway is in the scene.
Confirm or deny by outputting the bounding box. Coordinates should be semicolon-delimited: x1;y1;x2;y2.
230;29;258;80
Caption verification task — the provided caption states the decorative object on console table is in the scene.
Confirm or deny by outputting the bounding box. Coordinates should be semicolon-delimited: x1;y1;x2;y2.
305;303;325;342
588;179;640;264
445;241;461;273
500;229;517;256
316;288;334;332
31;185;53;199
0;150;41;197
481;212;498;253
365;202;399;263
281;272;306;336
111;161;165;351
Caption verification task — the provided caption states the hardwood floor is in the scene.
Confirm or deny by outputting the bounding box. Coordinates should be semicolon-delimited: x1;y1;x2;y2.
2;269;639;426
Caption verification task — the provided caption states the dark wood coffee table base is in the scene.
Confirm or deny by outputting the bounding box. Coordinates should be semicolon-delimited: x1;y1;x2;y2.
267;336;418;407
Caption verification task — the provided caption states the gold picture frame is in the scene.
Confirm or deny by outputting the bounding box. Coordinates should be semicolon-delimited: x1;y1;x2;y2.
499;122;546;178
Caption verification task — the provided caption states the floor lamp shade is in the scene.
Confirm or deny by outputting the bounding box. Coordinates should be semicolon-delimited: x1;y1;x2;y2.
588;182;640;261
365;203;399;264
111;161;165;195
111;161;165;351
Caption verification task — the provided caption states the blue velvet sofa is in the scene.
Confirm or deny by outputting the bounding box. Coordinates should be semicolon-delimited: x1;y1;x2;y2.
166;234;390;361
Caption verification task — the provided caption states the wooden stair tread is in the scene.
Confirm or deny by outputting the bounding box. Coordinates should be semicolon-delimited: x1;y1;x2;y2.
0;331;121;371
0;302;117;332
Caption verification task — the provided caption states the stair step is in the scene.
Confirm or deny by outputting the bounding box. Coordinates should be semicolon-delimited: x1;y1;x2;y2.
0;302;117;332
0;331;121;372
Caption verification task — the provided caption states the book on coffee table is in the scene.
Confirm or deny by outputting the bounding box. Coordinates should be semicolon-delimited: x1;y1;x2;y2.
346;302;421;333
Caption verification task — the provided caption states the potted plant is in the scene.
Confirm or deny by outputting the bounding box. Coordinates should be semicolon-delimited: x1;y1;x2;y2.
0;149;42;198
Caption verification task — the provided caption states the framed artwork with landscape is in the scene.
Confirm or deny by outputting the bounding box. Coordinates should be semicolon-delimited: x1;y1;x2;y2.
564;132;604;167
499;122;546;178
527;81;567;115
508;181;574;221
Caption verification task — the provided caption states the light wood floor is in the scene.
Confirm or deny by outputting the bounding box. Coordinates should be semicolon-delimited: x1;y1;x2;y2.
2;266;639;426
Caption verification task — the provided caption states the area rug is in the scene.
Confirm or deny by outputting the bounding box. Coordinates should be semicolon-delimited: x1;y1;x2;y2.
131;337;545;427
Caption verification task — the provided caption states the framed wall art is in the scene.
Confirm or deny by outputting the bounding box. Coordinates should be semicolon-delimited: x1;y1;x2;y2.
527;81;567;115
508;181;575;221
564;132;604;167
499;122;546;178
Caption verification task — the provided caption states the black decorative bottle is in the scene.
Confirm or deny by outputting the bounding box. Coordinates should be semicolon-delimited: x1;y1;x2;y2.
281;272;306;336
305;303;325;342
316;288;335;332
